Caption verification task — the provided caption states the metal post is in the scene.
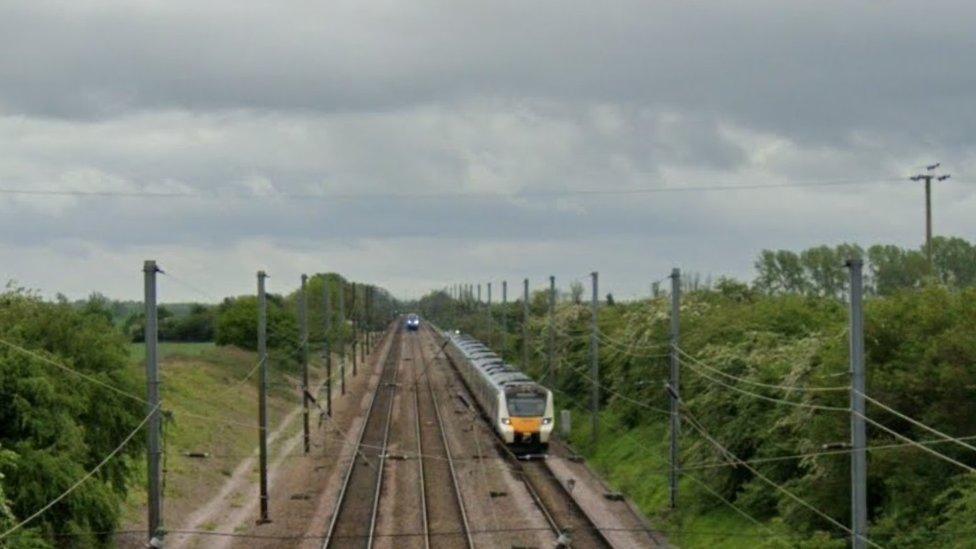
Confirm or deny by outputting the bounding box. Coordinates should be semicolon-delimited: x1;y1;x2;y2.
925;178;932;265
366;286;372;354
257;271;270;523
487;282;492;345
300;274;310;454
548;275;556;384
502;280;508;356
143;260;163;546
669;268;681;510
351;282;357;376
911;166;950;270
338;279;345;395
522;278;530;369
590;272;599;449
324;277;332;416
848;259;867;549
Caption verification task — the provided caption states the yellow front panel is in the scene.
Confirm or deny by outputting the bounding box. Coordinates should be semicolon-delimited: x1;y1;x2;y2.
510;417;542;434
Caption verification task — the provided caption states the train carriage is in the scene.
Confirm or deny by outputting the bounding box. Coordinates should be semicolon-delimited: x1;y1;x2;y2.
444;332;554;455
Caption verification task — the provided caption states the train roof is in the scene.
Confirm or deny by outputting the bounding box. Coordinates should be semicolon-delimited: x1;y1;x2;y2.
447;332;543;392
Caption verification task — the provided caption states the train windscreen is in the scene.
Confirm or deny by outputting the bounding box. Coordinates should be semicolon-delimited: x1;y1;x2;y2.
507;394;546;417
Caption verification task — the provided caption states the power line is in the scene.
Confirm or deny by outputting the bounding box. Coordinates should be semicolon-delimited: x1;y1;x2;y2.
856;412;976;474
0;176;915;202
679;405;883;548
676;347;848;392
0;336;148;404
857;390;976;455
0;406;158;541
681;356;849;412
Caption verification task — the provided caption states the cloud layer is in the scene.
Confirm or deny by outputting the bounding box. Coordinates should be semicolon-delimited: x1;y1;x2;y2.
1;1;974;300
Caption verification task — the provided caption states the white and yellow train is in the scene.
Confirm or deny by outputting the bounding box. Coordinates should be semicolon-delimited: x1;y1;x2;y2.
444;332;554;455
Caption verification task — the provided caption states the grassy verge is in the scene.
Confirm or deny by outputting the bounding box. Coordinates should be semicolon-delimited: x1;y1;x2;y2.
564;408;798;548
120;342;316;530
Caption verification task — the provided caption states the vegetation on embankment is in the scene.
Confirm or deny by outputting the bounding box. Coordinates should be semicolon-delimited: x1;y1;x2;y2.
418;239;976;548
119;342;321;534
1;271;397;547
0;290;144;547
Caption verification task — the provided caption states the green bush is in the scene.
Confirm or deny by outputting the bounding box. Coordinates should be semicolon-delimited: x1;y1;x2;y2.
0;290;144;547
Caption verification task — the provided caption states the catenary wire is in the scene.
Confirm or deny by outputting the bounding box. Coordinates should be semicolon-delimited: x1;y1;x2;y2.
679;404;883;548
855;412;976;474
0;405;158;541
676;347;849;392
0;336;148;404
682;357;849;412
0;176;916;202
857;390;976;455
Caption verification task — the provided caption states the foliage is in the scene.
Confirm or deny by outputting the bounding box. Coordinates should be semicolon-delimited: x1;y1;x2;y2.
419;244;976;547
755;237;976;297
213;295;298;351
0;290;144;547
125;304;216;343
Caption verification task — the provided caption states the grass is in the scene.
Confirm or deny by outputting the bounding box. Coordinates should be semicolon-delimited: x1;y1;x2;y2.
127;341;215;363
564;408;799;548
120;342;317;530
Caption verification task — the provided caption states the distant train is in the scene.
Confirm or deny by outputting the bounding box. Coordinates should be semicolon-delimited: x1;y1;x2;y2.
443;332;554;455
405;314;421;331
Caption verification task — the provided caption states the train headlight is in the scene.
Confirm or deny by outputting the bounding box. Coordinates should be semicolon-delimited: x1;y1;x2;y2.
541;417;553;425
501;418;511;425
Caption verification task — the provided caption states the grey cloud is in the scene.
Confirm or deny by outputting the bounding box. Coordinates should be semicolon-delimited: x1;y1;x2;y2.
2;2;975;145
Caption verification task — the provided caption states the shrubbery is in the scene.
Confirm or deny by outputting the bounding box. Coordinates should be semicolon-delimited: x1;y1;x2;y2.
419;240;976;546
0;290;144;547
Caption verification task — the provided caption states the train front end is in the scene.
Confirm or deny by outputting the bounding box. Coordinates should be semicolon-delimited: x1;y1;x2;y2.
498;384;554;454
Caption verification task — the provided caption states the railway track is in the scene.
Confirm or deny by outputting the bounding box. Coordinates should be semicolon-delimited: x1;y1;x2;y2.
425;325;614;548
323;326;403;548
411;331;473;548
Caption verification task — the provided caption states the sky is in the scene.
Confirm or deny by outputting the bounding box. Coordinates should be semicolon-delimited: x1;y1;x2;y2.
1;1;974;302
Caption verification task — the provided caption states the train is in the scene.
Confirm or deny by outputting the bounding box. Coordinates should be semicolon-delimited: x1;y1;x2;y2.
406;314;421;331
443;332;554;455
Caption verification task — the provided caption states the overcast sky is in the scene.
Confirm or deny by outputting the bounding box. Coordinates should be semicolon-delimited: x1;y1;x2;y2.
1;1;974;302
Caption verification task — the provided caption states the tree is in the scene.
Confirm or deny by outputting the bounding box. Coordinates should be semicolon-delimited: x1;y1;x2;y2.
570;282;584;304
0;290;143;546
215;295;298;350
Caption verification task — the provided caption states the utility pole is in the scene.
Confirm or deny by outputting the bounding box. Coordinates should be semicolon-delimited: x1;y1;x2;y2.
338;279;345;395
669;268;681;510
502;280;507;355
478;283;481;304
351;282;357;376
257;271;270;523
590;271;599;450
522;278;530;369
300;275;310;454
548;275;556;384
848;259;867;549
324;277;332;416
487;282;493;345
143;260;163;547
365;286;373;353
910;163;951;268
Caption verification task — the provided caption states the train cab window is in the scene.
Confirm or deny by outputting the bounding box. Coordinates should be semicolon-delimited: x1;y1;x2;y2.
507;394;546;417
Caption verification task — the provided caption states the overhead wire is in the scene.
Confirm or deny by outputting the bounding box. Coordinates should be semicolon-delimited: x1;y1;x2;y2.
676;347;849;392
681;356;849;412
0;336;148;404
0;405;159;541
855;413;976;474
678;403;883;548
857;390;976;455
0;176;918;202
